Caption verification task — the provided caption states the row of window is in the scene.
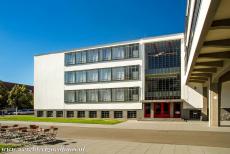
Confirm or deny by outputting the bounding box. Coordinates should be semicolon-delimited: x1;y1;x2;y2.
64;87;139;103
65;65;139;84
65;44;139;66
37;110;137;118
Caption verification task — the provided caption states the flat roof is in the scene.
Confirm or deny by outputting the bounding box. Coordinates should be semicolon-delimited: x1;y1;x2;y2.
34;33;183;57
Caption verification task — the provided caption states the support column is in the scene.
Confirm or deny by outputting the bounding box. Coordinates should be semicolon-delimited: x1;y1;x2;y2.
151;103;154;118
123;110;128;119
43;111;47;117
209;82;219;127
202;87;208;121
53;110;57;118
74;111;77;118
85;111;89;118
63;110;67;118
110;111;114;119
170;102;174;118
97;110;101;118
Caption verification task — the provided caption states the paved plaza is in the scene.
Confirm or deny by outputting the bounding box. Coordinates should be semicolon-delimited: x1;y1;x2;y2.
1;120;230;154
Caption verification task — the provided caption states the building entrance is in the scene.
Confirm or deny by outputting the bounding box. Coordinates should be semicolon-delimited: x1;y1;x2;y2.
154;103;170;118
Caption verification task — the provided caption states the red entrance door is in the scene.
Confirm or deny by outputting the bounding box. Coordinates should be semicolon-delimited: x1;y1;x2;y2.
154;103;170;118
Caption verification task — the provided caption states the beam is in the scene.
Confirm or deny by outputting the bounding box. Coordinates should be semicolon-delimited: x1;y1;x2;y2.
203;39;230;48
195;61;224;67
191;73;212;78
189;80;205;83
198;51;230;59
211;19;230;30
193;68;217;73
190;77;208;81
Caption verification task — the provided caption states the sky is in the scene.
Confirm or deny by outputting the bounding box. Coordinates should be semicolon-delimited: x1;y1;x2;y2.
0;0;186;85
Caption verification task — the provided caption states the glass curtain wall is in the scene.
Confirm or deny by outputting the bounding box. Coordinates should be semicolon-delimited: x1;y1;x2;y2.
145;40;181;100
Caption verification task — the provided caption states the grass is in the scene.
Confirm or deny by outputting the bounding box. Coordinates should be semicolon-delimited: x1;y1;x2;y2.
0;115;124;125
0;144;21;153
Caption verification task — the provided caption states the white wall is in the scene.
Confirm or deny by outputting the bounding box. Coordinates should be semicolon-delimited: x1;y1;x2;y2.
181;34;203;109
34;53;65;110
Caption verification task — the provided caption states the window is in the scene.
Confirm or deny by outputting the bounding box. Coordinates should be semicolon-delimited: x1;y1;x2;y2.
99;48;111;61
65;53;75;65
56;111;63;117
125;66;139;80
81;51;87;63
112;46;125;60
114;111;123;118
47;111;53;117
64;91;75;103
101;111;110;118
76;71;86;83
37;111;43;117
87;49;99;62
77;111;85;118
112;67;125;80
126;87;139;101
112;88;125;102
64;87;139;103
76;90;86;102
87;70;98;82
65;72;75;84
89;111;97;118
99;89;111;102
127;111;136;118
76;52;82;64
99;68;111;81
87;89;98;102
67;111;74;118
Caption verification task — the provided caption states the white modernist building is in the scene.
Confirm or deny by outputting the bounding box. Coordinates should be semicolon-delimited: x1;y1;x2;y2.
34;33;206;120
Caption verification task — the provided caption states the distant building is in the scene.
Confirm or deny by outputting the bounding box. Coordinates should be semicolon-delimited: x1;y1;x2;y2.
0;81;34;93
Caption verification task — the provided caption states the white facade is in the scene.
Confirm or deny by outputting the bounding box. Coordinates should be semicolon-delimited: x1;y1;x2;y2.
34;33;203;118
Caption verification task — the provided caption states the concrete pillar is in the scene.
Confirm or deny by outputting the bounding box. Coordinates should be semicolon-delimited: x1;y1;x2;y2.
202;87;208;121
63;110;67;118
53;110;57;117
110;111;114;119
34;110;38;117
74;111;77;118
137;109;144;120
97;110;101;118
123;110;128;119
170;102;174;118
209;82;219;127
85;111;89;118
43;111;47;117
151;103;154;118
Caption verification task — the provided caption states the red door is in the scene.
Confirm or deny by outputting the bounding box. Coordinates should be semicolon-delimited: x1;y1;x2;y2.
144;103;151;118
154;103;170;118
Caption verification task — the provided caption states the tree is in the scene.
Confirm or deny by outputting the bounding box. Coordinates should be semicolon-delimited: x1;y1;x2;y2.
0;81;9;109
7;85;33;113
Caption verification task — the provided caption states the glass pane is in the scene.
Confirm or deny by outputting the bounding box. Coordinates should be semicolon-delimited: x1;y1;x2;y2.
87;50;99;62
99;68;111;81
112;67;125;80
65;72;75;84
76;71;86;83
112;46;125;60
99;48;111;61
82;51;87;63
87;70;98;82
64;91;75;102
112;88;124;101
76;52;82;64
99;89;111;102
65;53;75;65
87;89;98;102
76;90;86;102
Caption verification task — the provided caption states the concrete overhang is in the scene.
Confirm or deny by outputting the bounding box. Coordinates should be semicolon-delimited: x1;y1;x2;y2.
187;0;230;84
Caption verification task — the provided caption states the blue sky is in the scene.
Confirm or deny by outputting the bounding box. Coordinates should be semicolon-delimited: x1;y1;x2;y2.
0;0;186;85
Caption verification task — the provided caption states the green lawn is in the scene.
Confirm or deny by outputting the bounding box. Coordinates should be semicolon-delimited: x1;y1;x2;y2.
0;115;124;125
0;144;21;153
